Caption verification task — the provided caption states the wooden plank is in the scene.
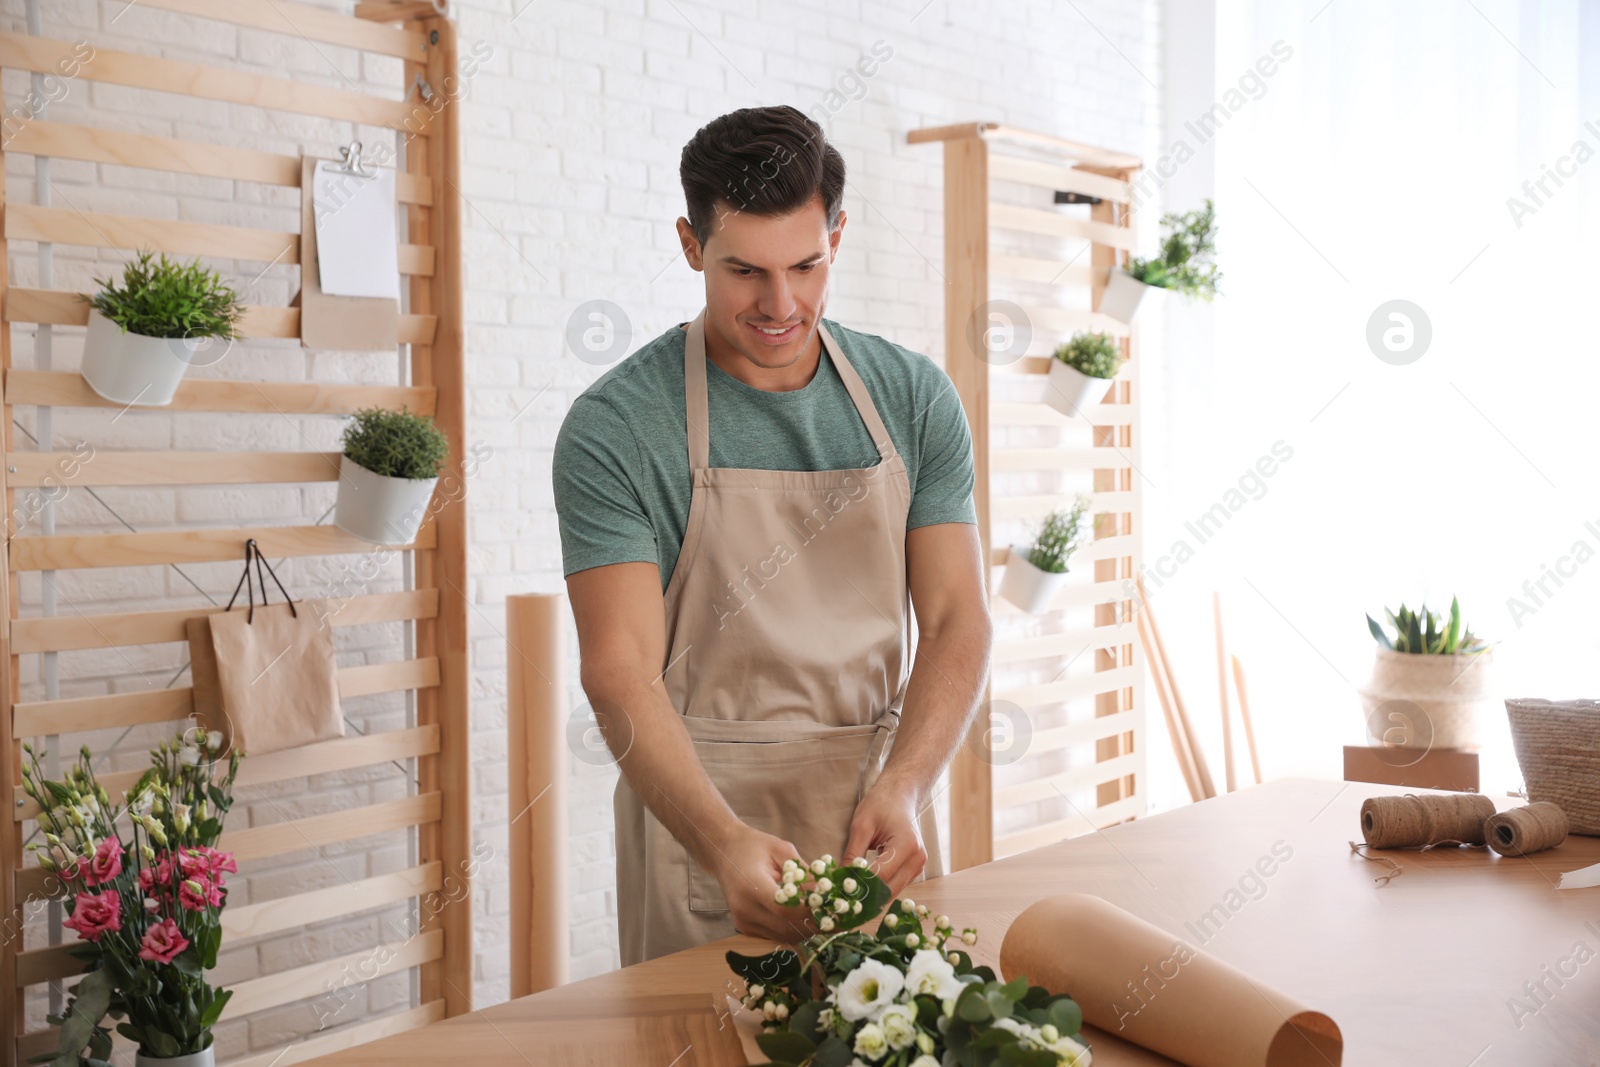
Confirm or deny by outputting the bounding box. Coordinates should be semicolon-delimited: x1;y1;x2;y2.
7;289;437;344
15;725;439;821
992;627;1127;665
4;123;433;204
993;664;1137;709
16;791;442;902
994;753;1142;809
5;368;436;416
13;656;438;737
8;450;341;488
0;33;424;130
10;523;436;572
1003;305;1131;344
7;204;435;275
989;535;1135;569
226;1002;447;1067
14;862;443;985
990;203;1136;250
1026;709;1138;758
226;929;442;1018
989;154;1132;203
992;791;1142;855
991;253;1093;288
135;0;426;59
13;588;438;653
989;446;1102;471
992;491;1134;523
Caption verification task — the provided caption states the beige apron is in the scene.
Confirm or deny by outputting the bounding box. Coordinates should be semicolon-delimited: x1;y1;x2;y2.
614;309;944;966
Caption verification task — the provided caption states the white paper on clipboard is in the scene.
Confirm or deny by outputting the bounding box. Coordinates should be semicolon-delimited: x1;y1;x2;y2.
311;159;399;300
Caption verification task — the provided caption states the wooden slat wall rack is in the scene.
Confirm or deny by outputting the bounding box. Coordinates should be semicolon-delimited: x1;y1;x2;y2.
908;122;1147;871
0;2;471;1063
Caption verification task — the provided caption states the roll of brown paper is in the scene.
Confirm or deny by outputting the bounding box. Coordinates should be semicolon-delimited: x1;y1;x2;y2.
1000;894;1342;1067
1485;802;1568;857
1359;793;1495;849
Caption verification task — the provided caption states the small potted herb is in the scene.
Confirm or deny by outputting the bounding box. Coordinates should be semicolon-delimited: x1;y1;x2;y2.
1046;331;1122;418
999;495;1092;613
77;250;242;406
1358;597;1495;751
334;406;449;545
1100;198;1221;324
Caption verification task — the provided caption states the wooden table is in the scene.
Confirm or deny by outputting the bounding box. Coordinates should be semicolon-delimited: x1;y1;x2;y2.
304;779;1600;1066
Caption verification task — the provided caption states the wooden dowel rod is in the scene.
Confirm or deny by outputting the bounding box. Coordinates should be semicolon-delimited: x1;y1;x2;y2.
1136;605;1203;803
1136;577;1216;799
1232;655;1263;786
507;593;570;997
1213;591;1236;793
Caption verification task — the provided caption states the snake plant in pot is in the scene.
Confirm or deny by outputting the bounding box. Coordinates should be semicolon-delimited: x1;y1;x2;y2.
1000;495;1092;614
1100;199;1221;324
334;406;449;545
1047;331;1123;418
1358;597;1494;751
77;250;243;406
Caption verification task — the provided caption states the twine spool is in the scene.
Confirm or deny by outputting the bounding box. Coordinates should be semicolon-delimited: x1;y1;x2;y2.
1360;793;1496;849
1485;802;1569;857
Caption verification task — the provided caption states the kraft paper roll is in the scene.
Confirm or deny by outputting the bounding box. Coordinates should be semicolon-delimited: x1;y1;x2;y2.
1485;802;1569;857
1000;894;1342;1067
1359;793;1495;849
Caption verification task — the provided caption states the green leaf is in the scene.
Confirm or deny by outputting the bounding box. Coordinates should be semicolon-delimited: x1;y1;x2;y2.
957;985;992;1022
998;974;1029;1001
812;1036;854;1067
725;948;802;988
170;948;203;978
1366;614;1392;649
787;999;824;1042
1046;995;1084;1034
756;1031;817;1061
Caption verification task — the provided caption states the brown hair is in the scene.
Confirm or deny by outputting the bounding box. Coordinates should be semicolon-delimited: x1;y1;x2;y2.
679;105;845;249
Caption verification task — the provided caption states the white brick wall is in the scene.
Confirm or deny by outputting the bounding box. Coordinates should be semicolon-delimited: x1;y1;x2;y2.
4;0;1166;1053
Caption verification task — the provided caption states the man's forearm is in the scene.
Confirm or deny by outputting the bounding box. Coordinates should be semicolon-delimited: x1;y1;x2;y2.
873;612;993;811
583;668;742;875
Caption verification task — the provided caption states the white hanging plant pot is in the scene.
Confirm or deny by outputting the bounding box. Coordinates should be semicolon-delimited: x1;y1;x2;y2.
998;544;1069;613
135;1046;215;1067
1356;646;1496;752
1045;359;1115;418
80;308;201;406
1099;269;1152;324
334;454;439;545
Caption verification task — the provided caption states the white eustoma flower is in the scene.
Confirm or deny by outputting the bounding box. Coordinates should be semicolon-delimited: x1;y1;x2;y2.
910;1058;941;1067
178;745;201;767
904;950;964;1000
1051;1033;1092;1065
834;959;905;1021
877;1003;917;1049
852;1022;888;1060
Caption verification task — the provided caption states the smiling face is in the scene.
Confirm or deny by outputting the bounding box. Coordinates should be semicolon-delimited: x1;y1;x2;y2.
677;193;846;384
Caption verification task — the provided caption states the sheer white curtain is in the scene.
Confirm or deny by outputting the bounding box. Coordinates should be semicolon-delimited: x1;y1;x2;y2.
1143;0;1600;809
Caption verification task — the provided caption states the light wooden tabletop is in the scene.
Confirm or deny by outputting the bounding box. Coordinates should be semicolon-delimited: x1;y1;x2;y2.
302;779;1600;1066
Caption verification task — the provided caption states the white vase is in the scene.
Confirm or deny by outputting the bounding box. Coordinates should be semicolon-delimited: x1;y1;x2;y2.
333;454;439;545
135;1046;214;1067
1099;269;1151;324
1045;358;1115;418
1356;647;1496;752
998;544;1070;613
80;308;200;406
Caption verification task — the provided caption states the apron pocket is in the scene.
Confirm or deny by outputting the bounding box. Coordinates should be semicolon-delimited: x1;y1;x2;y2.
684;719;890;915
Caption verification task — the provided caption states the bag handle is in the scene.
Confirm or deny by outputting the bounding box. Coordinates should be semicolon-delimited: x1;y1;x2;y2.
224;539;298;624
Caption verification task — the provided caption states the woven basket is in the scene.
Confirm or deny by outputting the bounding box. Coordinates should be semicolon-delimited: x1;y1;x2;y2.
1505;697;1600;835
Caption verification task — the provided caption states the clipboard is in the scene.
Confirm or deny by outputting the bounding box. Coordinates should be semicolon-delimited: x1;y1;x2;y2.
294;152;400;351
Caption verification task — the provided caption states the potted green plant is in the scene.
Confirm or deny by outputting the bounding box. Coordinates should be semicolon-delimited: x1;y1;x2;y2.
1100;198;1221;324
1046;331;1122;418
999;495;1092;613
77;250;243;406
334;406;449;545
1359;597;1495;751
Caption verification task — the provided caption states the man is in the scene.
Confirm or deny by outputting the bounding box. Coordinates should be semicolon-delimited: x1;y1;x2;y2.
553;105;991;967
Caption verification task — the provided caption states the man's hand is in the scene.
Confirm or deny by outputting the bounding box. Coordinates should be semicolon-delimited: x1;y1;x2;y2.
842;781;928;898
713;824;816;946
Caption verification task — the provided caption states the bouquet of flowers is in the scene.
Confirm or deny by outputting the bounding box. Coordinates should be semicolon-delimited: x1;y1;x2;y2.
727;854;1091;1067
22;730;243;1066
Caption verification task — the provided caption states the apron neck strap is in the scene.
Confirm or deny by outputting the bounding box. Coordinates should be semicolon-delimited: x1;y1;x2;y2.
682;311;898;472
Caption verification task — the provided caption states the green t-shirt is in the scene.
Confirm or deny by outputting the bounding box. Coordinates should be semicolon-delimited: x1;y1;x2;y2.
553;317;977;589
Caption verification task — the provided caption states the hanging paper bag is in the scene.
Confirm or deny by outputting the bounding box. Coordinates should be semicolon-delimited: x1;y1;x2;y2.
190;539;344;756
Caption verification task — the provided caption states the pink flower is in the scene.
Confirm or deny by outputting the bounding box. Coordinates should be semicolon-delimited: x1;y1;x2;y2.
81;837;124;887
177;846;236;879
177;877;223;912
138;917;189;964
204;847;237;876
62;890;122;942
138;853;173;894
